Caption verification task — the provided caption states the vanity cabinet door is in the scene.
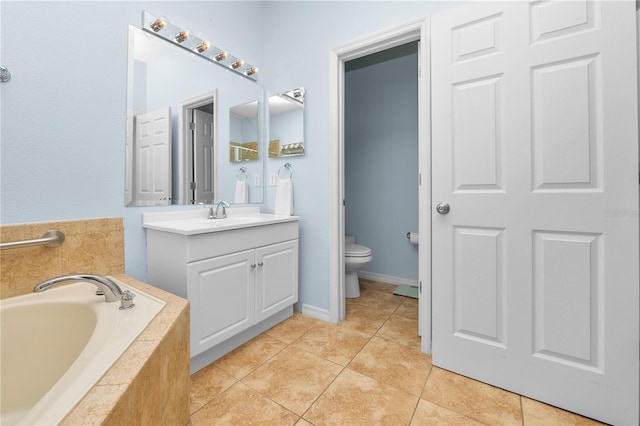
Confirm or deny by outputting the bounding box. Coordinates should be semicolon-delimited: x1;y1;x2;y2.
255;240;298;322
188;249;255;356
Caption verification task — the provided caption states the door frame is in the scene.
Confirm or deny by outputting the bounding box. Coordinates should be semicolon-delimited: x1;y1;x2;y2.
179;90;218;204
328;18;432;352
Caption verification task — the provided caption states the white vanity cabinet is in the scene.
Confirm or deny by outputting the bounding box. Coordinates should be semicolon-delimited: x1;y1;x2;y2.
143;212;298;372
187;239;298;354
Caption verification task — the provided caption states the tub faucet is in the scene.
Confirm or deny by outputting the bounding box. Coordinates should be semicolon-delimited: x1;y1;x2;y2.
214;200;230;219
34;274;135;309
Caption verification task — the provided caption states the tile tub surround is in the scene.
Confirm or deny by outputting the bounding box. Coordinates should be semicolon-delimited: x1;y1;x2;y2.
61;274;190;426
0;217;124;299
190;279;603;426
0;218;190;425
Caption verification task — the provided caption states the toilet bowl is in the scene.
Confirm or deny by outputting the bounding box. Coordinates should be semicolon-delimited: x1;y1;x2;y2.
345;236;372;298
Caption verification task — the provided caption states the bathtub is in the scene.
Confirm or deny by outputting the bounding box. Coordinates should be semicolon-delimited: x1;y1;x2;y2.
0;278;165;425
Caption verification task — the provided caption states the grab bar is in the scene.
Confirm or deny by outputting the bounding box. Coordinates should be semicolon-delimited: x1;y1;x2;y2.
0;230;65;250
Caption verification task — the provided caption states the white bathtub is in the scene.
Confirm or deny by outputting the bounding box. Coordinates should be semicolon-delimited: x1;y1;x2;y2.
0;279;165;425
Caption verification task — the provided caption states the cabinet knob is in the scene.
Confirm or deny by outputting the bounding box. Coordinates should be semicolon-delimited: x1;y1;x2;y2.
258;262;264;267
250;264;256;269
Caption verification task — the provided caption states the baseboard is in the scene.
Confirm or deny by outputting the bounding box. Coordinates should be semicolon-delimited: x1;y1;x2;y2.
301;304;331;322
358;271;418;287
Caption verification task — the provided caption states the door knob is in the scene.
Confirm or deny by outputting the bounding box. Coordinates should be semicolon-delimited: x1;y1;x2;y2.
436;203;450;215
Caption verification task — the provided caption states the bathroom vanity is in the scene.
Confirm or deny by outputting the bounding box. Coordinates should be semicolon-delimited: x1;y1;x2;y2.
143;208;299;373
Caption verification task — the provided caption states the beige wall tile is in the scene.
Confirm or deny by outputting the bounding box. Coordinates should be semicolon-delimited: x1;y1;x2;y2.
0;218;124;299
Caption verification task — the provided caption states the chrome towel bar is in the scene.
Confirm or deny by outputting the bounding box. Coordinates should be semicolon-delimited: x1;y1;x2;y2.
0;230;65;250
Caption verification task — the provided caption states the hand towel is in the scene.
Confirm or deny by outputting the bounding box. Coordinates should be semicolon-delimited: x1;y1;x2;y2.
234;179;248;204
274;177;294;215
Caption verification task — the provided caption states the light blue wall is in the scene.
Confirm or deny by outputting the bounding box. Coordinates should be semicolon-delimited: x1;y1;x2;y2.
344;48;419;281
1;0;266;279
1;1;457;313
260;1;457;310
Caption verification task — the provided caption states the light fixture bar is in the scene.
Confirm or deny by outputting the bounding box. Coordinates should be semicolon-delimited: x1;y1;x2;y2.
141;11;259;81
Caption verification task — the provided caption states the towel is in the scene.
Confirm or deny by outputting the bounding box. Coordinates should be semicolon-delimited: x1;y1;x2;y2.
274;177;294;215
234;179;248;203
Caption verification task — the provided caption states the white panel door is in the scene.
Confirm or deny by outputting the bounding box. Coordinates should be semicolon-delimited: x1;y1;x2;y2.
431;1;639;424
193;109;215;204
134;107;171;206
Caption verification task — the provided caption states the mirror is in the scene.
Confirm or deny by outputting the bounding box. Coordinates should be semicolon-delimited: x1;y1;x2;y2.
125;26;265;206
268;88;305;158
229;100;259;163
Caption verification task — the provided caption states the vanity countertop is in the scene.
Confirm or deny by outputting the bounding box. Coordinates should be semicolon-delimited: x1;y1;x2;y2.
142;208;299;236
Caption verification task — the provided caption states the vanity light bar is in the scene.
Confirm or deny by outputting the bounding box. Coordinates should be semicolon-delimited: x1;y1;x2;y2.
142;11;259;81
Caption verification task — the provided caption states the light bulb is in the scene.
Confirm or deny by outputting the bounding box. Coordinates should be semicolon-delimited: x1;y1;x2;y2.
150;19;165;32
230;59;245;70
245;66;258;76
214;51;228;61
195;41;210;53
174;30;189;43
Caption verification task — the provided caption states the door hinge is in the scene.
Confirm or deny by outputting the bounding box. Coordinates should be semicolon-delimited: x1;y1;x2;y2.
190;182;196;190
343;198;346;206
419;173;422;186
189;122;196;130
419;281;422;294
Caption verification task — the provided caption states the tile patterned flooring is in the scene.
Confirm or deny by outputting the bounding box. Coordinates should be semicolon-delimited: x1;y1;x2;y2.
190;279;602;425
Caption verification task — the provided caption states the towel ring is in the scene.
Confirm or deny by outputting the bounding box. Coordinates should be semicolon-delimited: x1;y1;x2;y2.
236;167;247;181
278;163;293;179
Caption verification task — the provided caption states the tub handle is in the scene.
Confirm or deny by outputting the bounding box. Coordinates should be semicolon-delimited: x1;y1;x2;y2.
120;290;136;310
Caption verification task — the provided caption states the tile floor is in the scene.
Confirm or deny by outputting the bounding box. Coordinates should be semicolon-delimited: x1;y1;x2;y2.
189;279;603;425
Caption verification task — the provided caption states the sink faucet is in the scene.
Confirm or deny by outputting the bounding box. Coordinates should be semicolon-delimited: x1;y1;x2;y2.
214;200;230;219
34;274;135;309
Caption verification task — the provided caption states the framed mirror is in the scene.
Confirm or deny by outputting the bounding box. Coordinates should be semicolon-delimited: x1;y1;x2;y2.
268;88;305;158
125;26;265;206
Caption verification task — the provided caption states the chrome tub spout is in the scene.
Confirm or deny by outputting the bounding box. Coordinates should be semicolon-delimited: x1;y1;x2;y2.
34;274;125;303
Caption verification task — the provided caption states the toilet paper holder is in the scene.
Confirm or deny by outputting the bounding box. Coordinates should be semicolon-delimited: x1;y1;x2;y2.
406;231;419;245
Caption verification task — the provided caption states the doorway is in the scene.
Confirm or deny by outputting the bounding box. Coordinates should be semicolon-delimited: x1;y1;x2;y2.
328;18;431;351
179;91;218;205
344;42;420;289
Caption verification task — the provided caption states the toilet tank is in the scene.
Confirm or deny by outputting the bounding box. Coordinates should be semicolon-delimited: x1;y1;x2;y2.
345;235;356;244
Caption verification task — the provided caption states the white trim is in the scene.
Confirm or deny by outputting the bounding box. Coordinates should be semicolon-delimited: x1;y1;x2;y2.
301;304;331;322
358;271;418;287
178;90;218;205
328;17;431;351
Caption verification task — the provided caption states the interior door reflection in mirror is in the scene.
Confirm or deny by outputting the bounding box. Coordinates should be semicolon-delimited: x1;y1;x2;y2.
268;88;305;158
125;26;265;206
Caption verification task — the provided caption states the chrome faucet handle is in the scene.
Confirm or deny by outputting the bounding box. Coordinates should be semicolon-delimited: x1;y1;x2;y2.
120;290;136;310
197;202;215;219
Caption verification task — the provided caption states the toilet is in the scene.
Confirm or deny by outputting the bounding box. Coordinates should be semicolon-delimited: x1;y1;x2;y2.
345;235;372;298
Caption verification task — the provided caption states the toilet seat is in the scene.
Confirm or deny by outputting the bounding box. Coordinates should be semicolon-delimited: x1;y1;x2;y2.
345;243;371;258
